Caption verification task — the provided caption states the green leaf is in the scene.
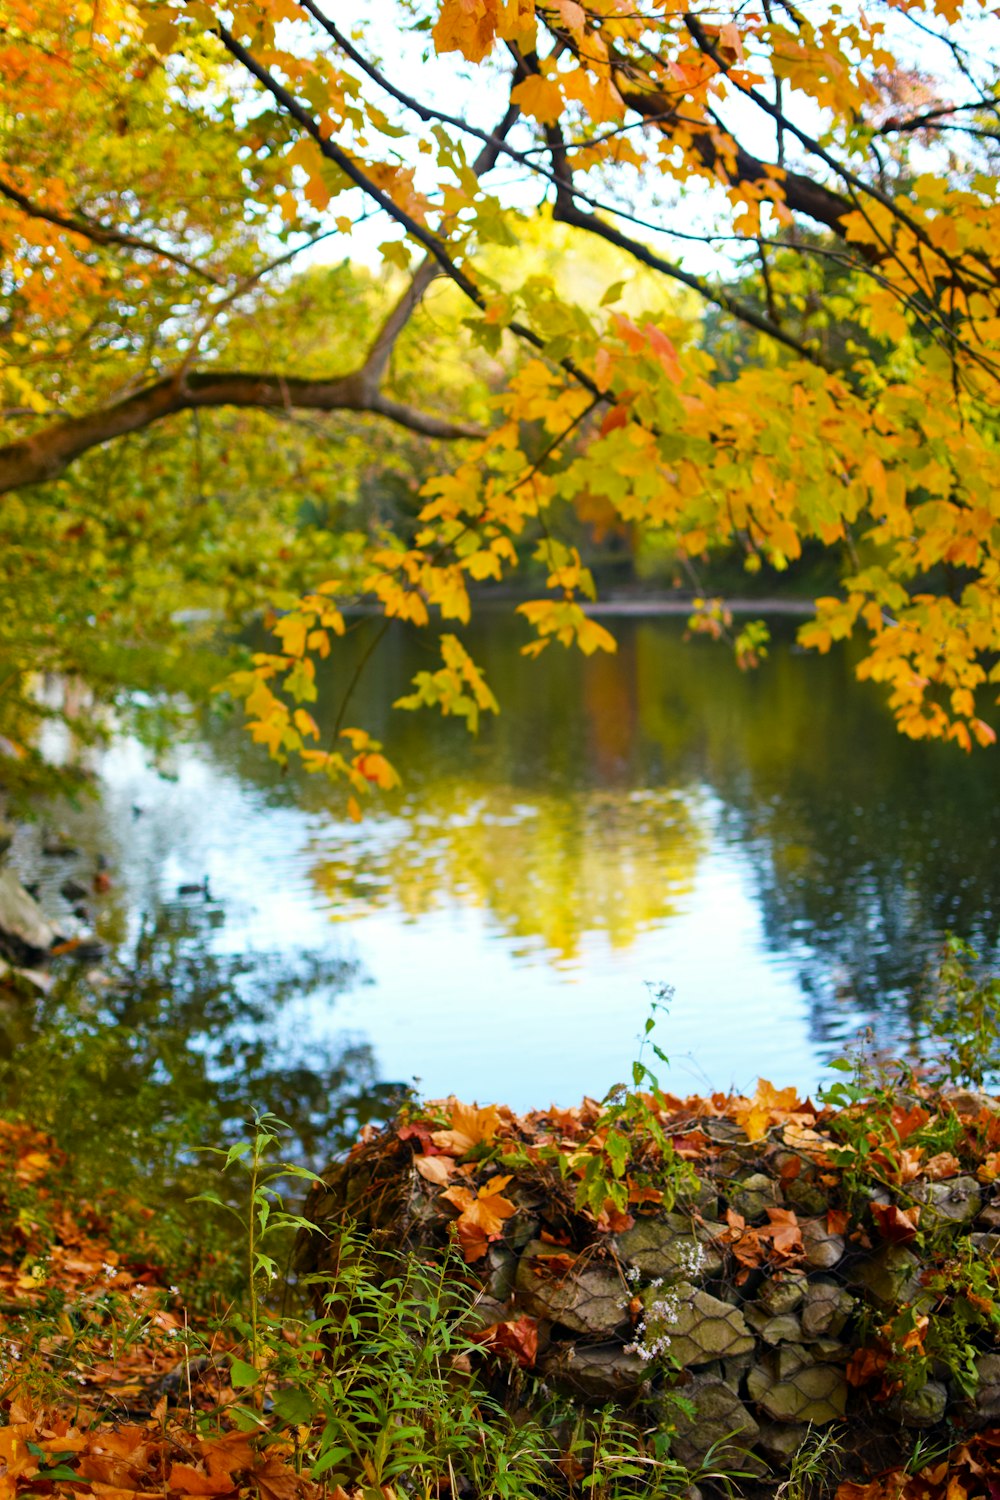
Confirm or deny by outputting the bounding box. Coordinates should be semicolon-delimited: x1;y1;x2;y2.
229;1356;261;1388
605;1129;630;1178
272;1385;315;1425
600;280;625;306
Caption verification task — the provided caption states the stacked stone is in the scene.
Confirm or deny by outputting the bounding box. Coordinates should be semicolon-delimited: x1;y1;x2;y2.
298;1110;1000;1488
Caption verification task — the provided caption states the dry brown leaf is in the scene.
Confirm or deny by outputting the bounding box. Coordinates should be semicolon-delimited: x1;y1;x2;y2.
414;1155;455;1185
923;1151;961;1180
167;1462;236;1495
255;1455;305;1500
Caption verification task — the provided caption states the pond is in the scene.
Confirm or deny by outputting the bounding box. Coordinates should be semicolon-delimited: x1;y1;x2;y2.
5;612;1000;1163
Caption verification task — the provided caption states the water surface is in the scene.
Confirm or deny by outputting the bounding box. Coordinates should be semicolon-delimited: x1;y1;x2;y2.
9;614;1000;1130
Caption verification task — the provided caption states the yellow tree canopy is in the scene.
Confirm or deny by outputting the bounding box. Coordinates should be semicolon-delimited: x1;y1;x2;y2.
2;0;1000;798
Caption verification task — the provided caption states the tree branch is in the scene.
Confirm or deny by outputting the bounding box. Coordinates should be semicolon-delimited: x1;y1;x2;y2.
0;370;484;495
0;174;226;286
214;22;603;401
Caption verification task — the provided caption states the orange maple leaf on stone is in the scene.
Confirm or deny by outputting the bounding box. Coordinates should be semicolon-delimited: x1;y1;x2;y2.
431;1098;502;1156
472;1314;539;1368
894;1147;924;1184
923;1151;961;1180
731;1079;807;1144
762;1206;803;1258
441;1175;517;1261
870;1202;920;1244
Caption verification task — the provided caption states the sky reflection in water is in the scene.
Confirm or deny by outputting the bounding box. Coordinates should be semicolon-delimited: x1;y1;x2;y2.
18;615;1000;1113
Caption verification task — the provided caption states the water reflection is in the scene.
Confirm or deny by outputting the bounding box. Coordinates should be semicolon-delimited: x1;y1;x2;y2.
217;614;1000;1075
0;897;401;1175
8;614;1000;1108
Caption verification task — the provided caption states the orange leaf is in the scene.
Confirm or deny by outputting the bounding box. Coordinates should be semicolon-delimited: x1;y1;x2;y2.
167;1464;234;1496
923;1151;960;1180
510;74;563;123
431;1098;502;1156
870;1202;919;1244
473;1314;539;1367
414;1155;455;1186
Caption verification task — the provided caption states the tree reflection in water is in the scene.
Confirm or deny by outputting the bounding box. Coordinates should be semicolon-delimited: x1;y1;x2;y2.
234;614;1000;1061
0;896;401;1187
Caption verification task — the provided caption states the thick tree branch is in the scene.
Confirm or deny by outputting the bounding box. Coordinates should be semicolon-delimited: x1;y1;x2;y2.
0;370;483;495
616;84;857;239
0;72;524;499
531;78;830;368
0;175;226;285
682;13;998;288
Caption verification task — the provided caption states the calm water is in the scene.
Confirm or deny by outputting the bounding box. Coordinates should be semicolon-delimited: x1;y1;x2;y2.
8;614;1000;1146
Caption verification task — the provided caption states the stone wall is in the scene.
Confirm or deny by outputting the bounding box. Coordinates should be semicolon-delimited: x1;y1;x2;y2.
296;1095;1000;1493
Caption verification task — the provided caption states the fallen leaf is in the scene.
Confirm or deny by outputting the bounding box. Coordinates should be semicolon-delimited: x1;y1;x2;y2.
414;1155;455;1185
441;1176;517;1262
255;1456;302;1500
431;1098;502;1156
923;1151;961;1180
472;1315;538;1368
167;1462;235;1495
731;1079;806;1144
763;1206;803;1257
870;1202;920;1244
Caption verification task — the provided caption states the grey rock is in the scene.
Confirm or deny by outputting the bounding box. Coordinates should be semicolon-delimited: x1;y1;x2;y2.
485;1244;517;1302
719;1352;755;1387
978;1204;1000;1232
889;1380;947;1428
539;1341;649;1401
911;1176;981;1228
975;1352;1000;1423
678;1181;720;1218
665;1375;763;1475
849;1245;920;1308
800;1218;845;1269
0;868;57;963
465;1294;511;1332
508;1215;540;1252
745;1305;803;1345
757;1276;806;1317
614;1215;722;1283
42;836;78;857
970;1232;1000;1257
515;1243;627;1336
729;1172;780;1222
801;1280;855;1339
784;1178;829;1217
945;1089;1000;1117
755;1420;811;1465
747;1346;848;1425
641;1281;754;1367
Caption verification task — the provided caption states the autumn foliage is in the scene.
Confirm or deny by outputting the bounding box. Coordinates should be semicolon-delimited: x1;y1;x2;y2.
13;1071;1000;1497
1;1;999;792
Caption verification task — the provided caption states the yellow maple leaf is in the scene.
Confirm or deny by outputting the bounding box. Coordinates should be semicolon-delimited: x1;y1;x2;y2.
510;74;563;124
731;1078;804;1144
431;1098;502;1156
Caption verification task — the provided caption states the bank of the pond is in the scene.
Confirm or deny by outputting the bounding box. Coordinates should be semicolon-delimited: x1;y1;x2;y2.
7;1059;1000;1500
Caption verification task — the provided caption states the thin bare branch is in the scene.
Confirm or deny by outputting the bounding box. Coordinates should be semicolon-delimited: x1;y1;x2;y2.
0;174;226;286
